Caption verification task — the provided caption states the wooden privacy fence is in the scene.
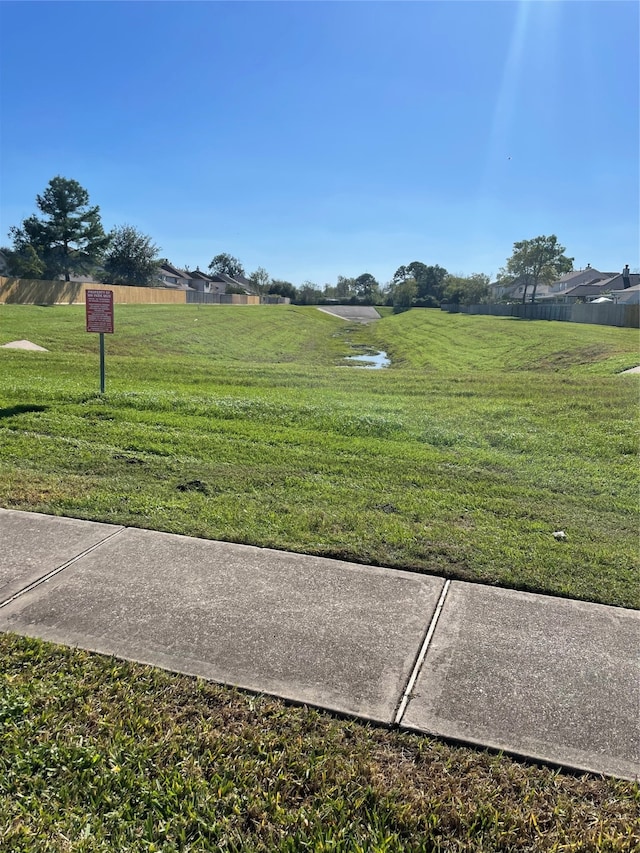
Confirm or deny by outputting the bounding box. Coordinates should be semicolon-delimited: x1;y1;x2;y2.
0;278;263;306
442;302;639;328
0;277;187;305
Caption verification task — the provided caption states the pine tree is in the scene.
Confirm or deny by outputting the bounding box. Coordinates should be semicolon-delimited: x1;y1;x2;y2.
10;176;110;281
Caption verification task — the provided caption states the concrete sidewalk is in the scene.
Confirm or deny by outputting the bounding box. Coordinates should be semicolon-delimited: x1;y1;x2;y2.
1;508;638;781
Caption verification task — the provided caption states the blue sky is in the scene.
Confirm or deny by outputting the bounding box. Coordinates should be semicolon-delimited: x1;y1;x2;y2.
1;1;638;285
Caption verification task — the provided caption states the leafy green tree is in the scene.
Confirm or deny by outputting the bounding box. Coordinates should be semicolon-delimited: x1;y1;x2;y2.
443;273;490;305
335;275;356;299
500;235;573;303
393;262;449;303
249;266;271;296
295;281;323;305
409;262;448;302
9;176;110;281
270;279;297;300
0;244;46;279
208;253;244;277
392;278;417;313
392;265;409;284
100;225;161;287
354;273;379;303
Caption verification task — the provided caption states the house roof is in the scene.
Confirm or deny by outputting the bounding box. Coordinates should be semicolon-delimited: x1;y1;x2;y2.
564;272;640;298
208;273;237;284
610;283;640;304
555;268;601;284
563;282;612;298
233;273;253;287
611;282;640;294
488;275;529;292
159;262;191;280
600;272;640;290
233;274;258;294
188;269;216;282
205;272;254;292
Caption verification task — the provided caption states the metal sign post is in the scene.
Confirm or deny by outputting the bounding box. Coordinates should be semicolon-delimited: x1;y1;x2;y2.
85;289;114;393
99;331;106;393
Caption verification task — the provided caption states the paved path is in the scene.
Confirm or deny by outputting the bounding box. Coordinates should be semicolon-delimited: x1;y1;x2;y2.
1;508;638;781
316;305;381;323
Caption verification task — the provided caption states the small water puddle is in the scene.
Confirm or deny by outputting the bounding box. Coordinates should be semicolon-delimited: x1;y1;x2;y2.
344;350;390;369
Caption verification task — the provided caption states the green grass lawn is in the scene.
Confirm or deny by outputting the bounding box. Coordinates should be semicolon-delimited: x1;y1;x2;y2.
1;304;638;607
1;304;639;850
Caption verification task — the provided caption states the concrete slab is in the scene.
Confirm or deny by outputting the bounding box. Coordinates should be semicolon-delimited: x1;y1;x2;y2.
0;527;444;723
317;306;381;323
0;508;123;603
400;582;640;780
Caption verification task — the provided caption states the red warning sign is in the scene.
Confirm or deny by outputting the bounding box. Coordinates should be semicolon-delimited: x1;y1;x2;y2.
86;289;114;334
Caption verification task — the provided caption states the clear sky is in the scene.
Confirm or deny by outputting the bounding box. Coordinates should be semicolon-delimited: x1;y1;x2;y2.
1;1;638;286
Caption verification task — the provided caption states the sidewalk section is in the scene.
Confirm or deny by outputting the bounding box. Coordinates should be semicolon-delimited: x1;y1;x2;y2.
1;508;638;780
400;582;640;781
0;518;444;724
0;508;123;603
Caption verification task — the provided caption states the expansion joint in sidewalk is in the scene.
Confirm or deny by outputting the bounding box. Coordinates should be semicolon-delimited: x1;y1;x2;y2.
0;527;125;609
394;579;451;726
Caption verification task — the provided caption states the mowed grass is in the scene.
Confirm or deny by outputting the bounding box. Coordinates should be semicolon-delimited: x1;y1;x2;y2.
0;303;638;608
1;634;638;852
1;305;639;850
0;305;640;607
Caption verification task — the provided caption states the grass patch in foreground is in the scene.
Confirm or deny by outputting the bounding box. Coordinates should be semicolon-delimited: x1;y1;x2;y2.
1;634;638;852
0;304;638;607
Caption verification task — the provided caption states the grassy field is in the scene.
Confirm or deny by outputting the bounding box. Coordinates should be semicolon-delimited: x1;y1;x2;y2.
0;304;638;607
1;304;639;850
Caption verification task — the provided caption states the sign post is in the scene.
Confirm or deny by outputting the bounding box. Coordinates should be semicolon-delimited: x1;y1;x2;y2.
85;290;114;394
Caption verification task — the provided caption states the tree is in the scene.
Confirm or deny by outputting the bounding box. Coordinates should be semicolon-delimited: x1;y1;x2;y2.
249;266;271;297
393;262;449;304
392;265;409;284
392;278;417;313
443;273;490;305
9;176;110;281
100;225;161;287
354;273;379;303
409;262;448;303
270;279;297;300
208;253;244;277
295;281;323;305
336;275;356;298
501;235;573;304
0;244;46;279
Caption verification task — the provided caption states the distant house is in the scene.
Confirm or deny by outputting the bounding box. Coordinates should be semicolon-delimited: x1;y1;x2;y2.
492;265;635;304
156;262;193;289
561;283;613;302
547;267;615;294
231;273;258;295
208;272;256;295
611;283;640;305
488;275;531;300
559;266;639;303
488;275;558;301
188;269;226;294
489;275;564;302
596;266;639;294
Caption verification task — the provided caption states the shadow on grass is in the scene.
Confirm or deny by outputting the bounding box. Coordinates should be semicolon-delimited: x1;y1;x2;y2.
0;404;47;419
